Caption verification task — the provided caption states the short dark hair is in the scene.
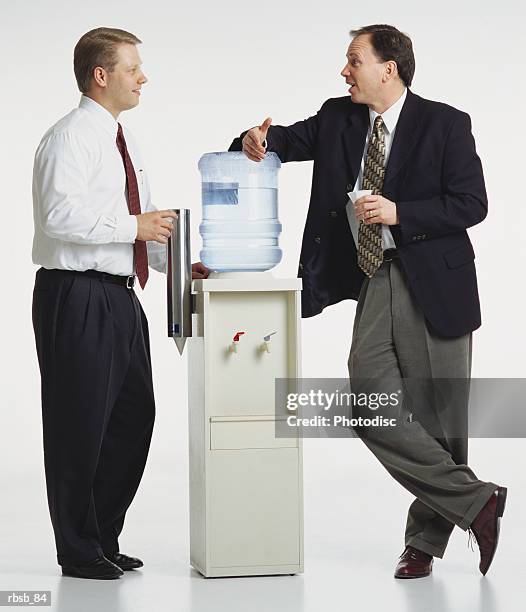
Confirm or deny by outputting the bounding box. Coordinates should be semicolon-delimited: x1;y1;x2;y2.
350;24;415;87
74;27;142;93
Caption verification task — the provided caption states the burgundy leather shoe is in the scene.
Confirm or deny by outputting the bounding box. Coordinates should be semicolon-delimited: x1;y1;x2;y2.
469;486;507;576
394;546;433;579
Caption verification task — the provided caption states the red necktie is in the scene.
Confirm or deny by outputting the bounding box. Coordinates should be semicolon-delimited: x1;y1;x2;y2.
116;123;149;289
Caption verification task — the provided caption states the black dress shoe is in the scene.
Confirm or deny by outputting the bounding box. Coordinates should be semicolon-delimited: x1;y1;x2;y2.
61;556;124;580
105;552;144;571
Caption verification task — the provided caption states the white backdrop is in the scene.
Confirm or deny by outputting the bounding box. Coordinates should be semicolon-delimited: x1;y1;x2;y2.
1;0;525;610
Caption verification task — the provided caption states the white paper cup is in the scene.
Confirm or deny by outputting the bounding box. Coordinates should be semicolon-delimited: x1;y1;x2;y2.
348;189;373;204
346;189;373;243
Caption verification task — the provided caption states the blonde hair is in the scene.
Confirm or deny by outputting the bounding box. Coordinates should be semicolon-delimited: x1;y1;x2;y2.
74;27;142;93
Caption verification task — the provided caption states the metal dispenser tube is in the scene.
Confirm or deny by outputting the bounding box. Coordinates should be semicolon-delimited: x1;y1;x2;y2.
167;208;192;355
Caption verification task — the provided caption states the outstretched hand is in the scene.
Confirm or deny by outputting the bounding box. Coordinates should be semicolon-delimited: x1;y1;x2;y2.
242;117;272;162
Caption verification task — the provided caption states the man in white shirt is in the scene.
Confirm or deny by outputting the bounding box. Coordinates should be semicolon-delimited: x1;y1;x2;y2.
32;27;208;580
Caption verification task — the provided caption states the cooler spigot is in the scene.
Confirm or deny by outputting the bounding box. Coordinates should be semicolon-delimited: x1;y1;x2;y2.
261;331;277;353
230;331;246;353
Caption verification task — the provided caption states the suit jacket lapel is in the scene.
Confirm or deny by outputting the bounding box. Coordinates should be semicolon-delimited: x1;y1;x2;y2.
341;103;369;189
383;89;422;191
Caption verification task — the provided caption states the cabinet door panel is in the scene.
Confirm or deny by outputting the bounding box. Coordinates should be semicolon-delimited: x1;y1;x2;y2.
207;292;293;416
209;448;301;568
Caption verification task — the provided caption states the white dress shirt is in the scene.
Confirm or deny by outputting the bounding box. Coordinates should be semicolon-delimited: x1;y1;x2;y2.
32;95;166;276
350;88;408;250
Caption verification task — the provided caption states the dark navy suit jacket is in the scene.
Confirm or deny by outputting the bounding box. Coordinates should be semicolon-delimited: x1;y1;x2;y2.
229;89;488;338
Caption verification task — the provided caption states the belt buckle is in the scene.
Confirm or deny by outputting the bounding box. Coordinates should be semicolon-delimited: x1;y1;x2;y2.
126;275;135;289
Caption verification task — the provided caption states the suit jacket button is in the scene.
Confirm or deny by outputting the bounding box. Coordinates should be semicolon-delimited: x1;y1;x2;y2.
314;236;321;244
412;236;417;241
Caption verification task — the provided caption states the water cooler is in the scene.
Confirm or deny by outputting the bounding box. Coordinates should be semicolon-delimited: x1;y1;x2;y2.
168;152;304;578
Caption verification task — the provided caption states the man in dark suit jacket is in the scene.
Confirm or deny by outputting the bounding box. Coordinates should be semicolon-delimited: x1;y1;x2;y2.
230;24;506;579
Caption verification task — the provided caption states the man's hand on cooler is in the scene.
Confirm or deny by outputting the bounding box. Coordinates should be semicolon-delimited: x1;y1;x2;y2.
135;210;178;244
354;195;399;225
242;117;272;162
192;262;210;279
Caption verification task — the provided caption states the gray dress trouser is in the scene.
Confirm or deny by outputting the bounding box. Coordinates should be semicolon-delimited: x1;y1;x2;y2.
348;258;497;558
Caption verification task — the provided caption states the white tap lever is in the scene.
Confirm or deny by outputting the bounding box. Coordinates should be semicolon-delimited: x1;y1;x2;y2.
262;331;277;353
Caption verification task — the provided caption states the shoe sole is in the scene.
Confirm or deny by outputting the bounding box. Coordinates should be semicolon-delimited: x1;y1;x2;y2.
481;486;507;576
496;486;507;517
62;570;123;580
394;572;432;579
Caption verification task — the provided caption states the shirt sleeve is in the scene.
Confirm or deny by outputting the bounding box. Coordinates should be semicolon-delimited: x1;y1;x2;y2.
141;167;168;274
33;130;137;245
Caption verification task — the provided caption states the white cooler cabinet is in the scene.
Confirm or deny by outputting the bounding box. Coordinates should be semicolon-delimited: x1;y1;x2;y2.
188;275;304;577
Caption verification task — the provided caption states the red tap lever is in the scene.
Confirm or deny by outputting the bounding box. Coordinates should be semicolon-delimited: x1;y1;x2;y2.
233;332;245;342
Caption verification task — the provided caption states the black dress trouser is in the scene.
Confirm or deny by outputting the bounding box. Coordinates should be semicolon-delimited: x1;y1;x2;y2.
32;268;156;566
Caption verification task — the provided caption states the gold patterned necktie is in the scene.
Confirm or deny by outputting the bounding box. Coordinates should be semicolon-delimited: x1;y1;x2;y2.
358;115;386;278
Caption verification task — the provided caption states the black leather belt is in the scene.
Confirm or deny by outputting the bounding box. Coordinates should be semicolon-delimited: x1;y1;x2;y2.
383;248;399;261
46;268;136;289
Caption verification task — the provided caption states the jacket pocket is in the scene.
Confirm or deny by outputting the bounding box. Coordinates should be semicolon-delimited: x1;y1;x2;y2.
443;242;475;269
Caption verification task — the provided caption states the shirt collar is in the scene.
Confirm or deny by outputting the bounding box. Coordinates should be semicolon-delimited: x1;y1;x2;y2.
79;94;119;137
368;88;407;135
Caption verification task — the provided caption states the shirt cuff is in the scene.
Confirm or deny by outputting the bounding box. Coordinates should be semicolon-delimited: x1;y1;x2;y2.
114;214;138;243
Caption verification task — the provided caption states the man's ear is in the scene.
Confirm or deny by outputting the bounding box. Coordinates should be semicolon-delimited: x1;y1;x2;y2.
383;60;398;83
92;66;108;89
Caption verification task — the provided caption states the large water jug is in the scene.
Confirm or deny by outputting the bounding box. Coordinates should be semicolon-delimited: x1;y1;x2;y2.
198;151;282;272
